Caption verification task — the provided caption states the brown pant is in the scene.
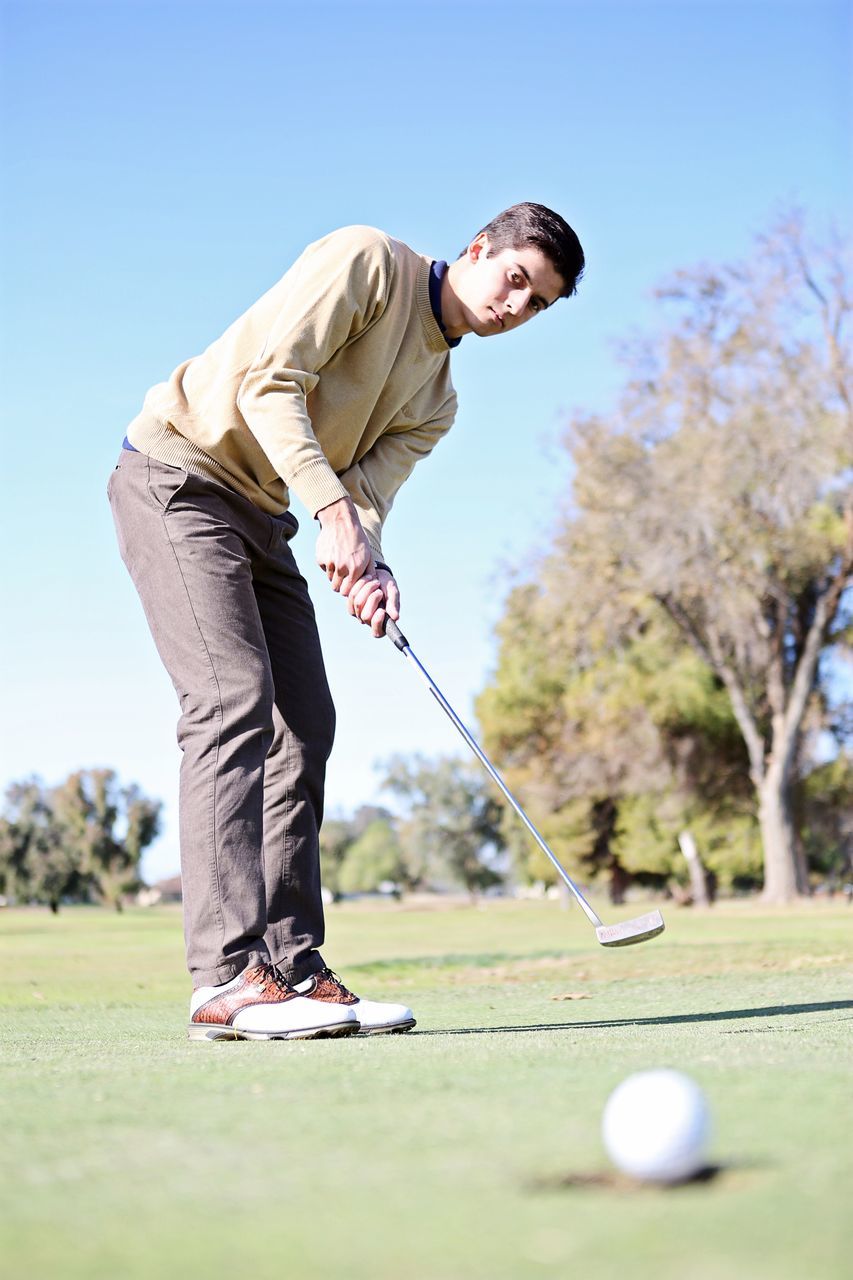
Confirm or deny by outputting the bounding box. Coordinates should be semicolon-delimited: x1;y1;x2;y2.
108;448;333;987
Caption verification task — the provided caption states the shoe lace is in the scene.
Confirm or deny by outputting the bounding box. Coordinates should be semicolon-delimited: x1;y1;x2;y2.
320;967;354;999
252;963;293;995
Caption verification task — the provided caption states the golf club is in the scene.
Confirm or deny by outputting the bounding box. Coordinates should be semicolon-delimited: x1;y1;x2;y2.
385;620;665;948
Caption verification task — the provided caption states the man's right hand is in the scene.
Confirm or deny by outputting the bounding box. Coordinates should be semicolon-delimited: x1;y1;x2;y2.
315;496;374;597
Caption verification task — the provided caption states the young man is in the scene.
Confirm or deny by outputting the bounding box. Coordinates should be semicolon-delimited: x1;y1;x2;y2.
108;202;584;1041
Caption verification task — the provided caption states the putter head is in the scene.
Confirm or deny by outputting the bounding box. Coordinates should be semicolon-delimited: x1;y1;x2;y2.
595;910;665;948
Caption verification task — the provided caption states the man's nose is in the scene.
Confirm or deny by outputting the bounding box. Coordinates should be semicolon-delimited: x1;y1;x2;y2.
505;287;532;319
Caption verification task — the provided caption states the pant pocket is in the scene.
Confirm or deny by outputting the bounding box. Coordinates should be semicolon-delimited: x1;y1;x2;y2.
146;457;191;513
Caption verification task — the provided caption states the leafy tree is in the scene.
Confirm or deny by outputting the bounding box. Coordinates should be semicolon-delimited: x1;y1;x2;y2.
478;595;757;898
798;754;853;883
337;818;405;895
50;769;160;910
319;817;355;900
383;755;505;897
0;779;83;912
0;770;161;911
319;805;396;899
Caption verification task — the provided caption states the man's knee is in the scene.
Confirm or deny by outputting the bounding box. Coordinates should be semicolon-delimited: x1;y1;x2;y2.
270;689;336;769
176;667;276;752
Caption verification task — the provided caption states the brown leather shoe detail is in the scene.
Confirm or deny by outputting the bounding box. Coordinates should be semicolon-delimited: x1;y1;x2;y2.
191;964;297;1027
302;968;359;1005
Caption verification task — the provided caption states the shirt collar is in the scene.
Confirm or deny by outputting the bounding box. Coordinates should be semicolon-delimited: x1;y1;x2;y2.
428;260;462;348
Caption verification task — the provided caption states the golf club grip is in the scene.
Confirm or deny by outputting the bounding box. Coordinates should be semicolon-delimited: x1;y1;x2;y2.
385;619;410;651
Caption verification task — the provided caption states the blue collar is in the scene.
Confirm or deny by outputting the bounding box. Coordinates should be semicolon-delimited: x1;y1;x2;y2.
429;260;462;348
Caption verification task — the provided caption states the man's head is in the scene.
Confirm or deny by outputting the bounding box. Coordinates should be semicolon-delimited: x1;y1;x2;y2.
442;202;585;340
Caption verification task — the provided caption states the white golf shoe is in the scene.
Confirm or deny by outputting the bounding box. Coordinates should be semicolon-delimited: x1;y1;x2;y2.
294;967;416;1035
188;963;360;1040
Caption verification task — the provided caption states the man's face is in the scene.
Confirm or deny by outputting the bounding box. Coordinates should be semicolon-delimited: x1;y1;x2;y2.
456;233;566;337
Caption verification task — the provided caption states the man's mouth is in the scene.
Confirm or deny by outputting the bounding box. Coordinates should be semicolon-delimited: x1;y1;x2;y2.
489;307;504;329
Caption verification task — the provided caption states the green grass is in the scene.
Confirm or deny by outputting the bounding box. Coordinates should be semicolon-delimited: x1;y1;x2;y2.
1;897;851;1279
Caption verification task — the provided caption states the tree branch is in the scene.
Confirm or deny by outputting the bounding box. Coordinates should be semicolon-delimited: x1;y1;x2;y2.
779;501;853;771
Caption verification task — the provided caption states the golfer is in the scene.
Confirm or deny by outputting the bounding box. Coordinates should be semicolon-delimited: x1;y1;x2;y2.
108;203;585;1040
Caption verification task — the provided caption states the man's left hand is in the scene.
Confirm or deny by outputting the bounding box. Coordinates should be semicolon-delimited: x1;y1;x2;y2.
346;567;401;638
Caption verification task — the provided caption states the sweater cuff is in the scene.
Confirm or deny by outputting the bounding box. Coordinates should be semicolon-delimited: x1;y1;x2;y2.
288;458;351;517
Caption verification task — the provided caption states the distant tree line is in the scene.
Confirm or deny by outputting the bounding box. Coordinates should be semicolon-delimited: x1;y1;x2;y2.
321;756;506;900
0;770;161;912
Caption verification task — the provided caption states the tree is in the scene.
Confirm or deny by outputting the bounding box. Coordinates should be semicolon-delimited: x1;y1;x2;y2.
478;597;758;898
567;214;851;900
517;213;850;902
798;754;853;885
382;755;505;896
319;805;397;899
319;817;355;900
337;818;405;895
49;769;161;910
0;770;162;911
0;779;84;912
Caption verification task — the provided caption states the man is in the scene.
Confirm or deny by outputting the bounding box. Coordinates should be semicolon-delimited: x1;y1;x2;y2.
108;202;584;1041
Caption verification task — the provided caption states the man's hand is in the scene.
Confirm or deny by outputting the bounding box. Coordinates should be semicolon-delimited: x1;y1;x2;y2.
315;496;374;595
346;567;401;638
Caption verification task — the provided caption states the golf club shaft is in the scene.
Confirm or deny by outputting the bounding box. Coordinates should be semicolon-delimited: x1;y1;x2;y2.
385;621;604;929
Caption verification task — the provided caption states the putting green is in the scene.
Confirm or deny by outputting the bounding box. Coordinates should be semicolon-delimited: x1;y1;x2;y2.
1;898;851;1279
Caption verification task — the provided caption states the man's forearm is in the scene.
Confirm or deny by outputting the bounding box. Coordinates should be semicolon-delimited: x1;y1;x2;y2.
315;496;374;595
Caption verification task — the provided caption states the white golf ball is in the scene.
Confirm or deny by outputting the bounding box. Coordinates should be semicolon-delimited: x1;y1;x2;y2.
602;1069;710;1183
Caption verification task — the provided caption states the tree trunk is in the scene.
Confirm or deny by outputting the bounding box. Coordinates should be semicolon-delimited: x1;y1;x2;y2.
608;862;630;904
678;830;711;907
759;764;810;902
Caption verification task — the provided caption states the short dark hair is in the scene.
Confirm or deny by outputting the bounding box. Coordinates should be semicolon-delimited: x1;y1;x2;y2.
462;202;585;298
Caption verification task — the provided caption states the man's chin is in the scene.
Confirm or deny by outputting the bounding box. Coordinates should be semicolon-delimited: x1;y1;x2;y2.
476;312;504;338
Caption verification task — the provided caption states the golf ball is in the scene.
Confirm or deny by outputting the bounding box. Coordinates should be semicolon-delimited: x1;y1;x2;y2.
602;1069;710;1183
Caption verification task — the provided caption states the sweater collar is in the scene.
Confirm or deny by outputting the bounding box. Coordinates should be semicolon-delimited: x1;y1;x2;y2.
416;256;457;354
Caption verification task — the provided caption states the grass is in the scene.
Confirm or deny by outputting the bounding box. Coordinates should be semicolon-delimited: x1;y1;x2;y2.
1;896;851;1279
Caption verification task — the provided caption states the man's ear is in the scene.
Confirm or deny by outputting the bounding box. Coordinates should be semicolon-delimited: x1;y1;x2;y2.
468;232;490;263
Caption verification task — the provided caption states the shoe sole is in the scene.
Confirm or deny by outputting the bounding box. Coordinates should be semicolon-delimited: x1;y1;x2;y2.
188;1020;360;1042
357;1018;417;1036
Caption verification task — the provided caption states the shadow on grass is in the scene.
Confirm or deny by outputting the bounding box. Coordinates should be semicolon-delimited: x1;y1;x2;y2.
352;950;570;973
526;1162;765;1193
413;1000;853;1036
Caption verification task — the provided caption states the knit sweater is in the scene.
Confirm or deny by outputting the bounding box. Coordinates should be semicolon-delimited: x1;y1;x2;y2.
126;225;458;559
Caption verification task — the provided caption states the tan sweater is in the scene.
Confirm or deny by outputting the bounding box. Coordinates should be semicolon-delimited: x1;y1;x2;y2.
126;225;458;559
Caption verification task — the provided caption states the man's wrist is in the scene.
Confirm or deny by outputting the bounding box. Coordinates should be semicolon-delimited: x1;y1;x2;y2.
316;495;356;527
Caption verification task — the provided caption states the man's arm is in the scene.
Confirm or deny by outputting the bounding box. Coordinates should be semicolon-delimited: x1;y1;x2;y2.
315;494;375;597
236;227;393;518
326;396;457;634
335;397;457;557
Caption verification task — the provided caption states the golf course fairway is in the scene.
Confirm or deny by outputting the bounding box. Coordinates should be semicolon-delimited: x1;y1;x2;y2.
1;897;850;1279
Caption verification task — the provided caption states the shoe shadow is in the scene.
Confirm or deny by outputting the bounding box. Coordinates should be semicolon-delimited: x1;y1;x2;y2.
412;999;853;1036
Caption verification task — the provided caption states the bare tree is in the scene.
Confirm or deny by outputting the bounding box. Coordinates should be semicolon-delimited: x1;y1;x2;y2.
558;212;852;901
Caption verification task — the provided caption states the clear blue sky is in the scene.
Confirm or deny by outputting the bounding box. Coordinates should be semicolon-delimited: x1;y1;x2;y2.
1;0;850;881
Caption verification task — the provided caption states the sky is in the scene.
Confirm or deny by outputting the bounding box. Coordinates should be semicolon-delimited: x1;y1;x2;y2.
1;0;850;882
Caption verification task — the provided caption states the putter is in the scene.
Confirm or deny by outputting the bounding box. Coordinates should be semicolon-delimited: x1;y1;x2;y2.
385;620;665;948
